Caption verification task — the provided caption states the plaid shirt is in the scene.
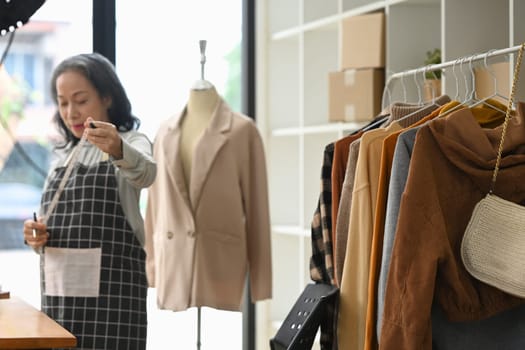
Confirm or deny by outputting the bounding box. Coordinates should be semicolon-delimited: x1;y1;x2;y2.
310;142;338;349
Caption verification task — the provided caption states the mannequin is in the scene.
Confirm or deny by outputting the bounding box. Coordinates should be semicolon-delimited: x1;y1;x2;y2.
144;40;272;350
180;39;219;188
179;80;218;350
180;41;219;350
179;84;219;189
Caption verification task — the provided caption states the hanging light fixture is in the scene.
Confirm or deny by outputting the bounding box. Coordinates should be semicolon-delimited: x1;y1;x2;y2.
0;0;46;36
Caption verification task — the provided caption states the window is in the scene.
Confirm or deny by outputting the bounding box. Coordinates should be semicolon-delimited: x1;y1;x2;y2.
0;0;92;309
0;1;245;348
115;1;243;348
115;0;243;140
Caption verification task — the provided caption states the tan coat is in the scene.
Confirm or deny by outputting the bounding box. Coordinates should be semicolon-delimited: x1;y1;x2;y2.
144;99;272;312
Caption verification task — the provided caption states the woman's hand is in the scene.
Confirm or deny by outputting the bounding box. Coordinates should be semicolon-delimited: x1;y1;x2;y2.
84;117;123;159
23;217;49;249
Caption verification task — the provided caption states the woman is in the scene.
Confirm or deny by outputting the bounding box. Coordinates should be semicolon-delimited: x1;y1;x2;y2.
22;52;156;349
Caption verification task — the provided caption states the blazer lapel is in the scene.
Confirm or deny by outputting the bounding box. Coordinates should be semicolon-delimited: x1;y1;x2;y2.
189;99;233;211
163;111;192;210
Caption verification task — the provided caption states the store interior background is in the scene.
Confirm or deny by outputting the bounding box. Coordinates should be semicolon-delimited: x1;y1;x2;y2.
5;1;523;350
0;0;244;349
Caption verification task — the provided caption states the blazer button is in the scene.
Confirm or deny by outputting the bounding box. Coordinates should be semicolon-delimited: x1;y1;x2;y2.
167;231;174;239
188;230;195;237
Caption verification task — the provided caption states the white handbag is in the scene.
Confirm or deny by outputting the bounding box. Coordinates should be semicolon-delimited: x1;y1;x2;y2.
461;193;525;297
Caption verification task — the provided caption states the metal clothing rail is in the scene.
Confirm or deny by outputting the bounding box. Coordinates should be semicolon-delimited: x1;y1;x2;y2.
382;44;523;108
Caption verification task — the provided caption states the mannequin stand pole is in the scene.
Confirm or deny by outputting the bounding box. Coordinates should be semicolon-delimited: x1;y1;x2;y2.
197;306;201;350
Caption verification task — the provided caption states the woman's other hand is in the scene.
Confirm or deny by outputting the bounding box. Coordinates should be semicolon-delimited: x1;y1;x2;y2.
23;217;49;249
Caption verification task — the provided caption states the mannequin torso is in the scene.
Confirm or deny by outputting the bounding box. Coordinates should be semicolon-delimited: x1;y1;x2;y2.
179;85;219;188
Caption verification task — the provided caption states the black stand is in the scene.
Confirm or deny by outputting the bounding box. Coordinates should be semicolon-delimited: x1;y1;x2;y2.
196;306;201;350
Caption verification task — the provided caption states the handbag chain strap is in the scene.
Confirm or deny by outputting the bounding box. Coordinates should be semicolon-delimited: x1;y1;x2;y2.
490;43;525;193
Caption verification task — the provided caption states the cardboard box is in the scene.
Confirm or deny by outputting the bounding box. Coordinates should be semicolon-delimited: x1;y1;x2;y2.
474;61;510;104
341;12;385;70
328;68;385;122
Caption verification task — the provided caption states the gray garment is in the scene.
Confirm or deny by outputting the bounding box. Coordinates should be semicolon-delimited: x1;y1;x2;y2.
334;138;361;285
377;126;419;339
44;130;157;246
375;95;451;336
431;302;525;350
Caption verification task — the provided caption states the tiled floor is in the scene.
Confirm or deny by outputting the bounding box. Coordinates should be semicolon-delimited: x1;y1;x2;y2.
0;249;242;349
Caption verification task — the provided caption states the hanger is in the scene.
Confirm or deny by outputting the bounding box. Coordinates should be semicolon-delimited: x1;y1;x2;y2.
391;67;444;126
380;45;524;122
438;52;510;123
413;67;423;105
460;55;472;103
435;56;474;118
452;53;479;105
400;72;408;103
467;49;509;114
452;57;461;102
356;115;389;133
381;69;396;110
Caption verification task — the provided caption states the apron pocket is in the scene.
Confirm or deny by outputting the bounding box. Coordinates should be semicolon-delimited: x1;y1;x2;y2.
44;247;102;297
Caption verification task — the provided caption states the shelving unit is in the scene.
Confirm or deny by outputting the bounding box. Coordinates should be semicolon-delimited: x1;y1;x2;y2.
255;1;525;348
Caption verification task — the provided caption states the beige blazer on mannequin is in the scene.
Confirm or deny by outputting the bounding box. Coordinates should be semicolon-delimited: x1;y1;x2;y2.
144;98;272;312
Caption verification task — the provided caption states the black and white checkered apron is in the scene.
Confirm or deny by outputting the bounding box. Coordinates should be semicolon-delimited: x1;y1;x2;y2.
40;160;147;350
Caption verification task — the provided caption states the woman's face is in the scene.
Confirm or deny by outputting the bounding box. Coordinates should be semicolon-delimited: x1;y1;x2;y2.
56;69;111;139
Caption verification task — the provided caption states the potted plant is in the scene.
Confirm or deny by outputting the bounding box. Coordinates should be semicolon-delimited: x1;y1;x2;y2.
423;48;442;101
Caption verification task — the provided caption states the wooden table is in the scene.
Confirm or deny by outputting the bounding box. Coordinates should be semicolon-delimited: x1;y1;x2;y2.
0;296;76;349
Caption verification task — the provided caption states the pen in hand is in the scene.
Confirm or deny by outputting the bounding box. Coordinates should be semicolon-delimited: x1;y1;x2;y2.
32;212;37;238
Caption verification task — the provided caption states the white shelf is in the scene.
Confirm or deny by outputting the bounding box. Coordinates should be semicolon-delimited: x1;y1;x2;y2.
273;225;309;237
271;1;390;41
256;1;520;349
272;14;340;40
271;122;367;136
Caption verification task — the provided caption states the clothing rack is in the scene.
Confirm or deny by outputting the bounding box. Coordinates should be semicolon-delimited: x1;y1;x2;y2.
381;44;523;109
